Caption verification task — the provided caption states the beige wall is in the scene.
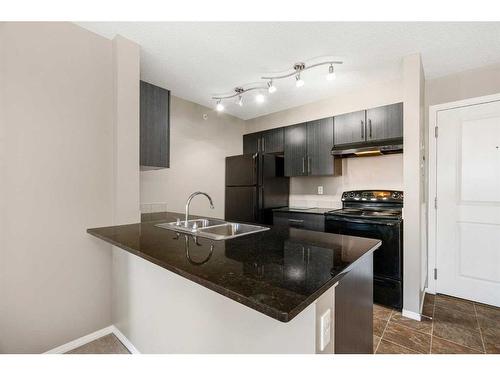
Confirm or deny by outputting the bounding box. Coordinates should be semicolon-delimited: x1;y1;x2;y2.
245;78;405;207
426;62;500;108
140;96;246;219
0;23;115;353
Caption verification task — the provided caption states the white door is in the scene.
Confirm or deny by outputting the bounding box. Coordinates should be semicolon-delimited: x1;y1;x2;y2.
436;100;500;307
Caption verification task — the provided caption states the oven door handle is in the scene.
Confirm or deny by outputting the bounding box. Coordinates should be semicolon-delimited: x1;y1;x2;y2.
325;216;400;226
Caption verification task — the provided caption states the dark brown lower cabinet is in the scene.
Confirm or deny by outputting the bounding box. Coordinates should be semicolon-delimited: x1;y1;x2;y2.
334;253;373;354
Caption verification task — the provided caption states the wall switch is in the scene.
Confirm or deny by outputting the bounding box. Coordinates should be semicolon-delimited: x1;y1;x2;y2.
317;186;324;195
320;309;331;351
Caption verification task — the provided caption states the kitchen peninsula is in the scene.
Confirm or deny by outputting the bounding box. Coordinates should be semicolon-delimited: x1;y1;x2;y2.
88;212;380;354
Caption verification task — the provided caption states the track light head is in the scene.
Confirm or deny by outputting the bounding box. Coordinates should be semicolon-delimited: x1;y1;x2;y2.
256;93;265;103
295;73;304;88
326;64;336;81
216;100;224;112
237;95;243;106
267;80;276;94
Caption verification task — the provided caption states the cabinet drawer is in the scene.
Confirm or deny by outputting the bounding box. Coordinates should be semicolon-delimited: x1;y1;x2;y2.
273;211;325;232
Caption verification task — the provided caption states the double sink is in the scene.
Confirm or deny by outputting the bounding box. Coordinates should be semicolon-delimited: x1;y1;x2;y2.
156;218;269;241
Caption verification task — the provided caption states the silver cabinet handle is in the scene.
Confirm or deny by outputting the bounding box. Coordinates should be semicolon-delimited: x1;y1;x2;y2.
262;137;265;152
308;157;311;175
257;138;261;152
288;219;304;225
302;157;305;173
361;120;364;139
369;119;372;139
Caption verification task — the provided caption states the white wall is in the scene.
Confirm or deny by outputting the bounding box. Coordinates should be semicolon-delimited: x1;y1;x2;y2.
140;96;246;219
402;54;425;317
288;154;403;208
0;23;115;353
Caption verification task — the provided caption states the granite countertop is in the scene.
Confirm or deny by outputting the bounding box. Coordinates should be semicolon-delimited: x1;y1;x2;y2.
273;207;333;215
88;212;380;322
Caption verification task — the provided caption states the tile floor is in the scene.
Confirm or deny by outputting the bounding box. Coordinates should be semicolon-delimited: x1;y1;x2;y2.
374;293;500;354
66;334;129;354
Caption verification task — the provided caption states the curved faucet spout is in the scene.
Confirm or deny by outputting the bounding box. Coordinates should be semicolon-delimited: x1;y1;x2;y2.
185;192;215;227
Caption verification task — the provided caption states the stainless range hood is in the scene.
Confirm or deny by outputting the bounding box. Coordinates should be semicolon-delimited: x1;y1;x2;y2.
331;140;403;157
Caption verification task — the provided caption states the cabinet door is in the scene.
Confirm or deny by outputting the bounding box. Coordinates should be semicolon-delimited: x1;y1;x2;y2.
333;110;366;146
284;123;308;177
261;128;284;153
243;132;261;154
366;102;403;142
140;81;170;168
307;117;334;176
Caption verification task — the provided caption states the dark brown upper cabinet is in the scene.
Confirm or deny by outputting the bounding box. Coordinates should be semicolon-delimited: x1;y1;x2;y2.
365;102;403;142
284;118;341;177
307;117;337;176
140;81;170;169
243;132;260;154
333;103;403;147
284;123;308;176
333;110;366;146
243;128;284;154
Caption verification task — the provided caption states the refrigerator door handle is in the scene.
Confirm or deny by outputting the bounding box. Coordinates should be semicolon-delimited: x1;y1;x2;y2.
302;157;305;174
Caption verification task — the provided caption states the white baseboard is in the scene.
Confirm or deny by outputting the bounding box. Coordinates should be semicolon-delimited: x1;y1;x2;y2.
112;326;140;354
44;325;140;354
424;287;436;295
402;309;421;321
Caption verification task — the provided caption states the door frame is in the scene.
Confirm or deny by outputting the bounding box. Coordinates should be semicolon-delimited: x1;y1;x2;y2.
427;92;500;295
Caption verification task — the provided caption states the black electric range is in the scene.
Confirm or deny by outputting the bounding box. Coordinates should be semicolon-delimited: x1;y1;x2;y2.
325;190;403;309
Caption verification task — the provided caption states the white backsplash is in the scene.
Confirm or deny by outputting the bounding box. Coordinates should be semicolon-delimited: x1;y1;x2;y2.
141;202;168;213
289;154;404;208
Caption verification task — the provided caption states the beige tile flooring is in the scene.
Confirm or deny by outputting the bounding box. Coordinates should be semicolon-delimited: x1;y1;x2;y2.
374;293;500;354
66;334;129;354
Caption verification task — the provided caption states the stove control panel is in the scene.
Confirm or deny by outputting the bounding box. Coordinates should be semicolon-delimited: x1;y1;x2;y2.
341;190;404;203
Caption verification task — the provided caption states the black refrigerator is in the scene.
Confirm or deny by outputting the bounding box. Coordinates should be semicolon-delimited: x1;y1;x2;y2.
225;153;289;225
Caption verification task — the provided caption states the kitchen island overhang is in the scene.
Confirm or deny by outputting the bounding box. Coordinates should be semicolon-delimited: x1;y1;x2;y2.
87;212;380;353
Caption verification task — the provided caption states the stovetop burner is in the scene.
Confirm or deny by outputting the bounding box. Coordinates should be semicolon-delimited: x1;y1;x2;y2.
326;190;404;222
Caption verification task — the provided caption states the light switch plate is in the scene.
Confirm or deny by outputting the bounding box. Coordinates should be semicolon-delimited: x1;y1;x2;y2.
317;186;324;195
320;309;331;351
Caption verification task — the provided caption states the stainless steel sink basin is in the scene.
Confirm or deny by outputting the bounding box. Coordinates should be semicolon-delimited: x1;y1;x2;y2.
156;218;226;233
197;223;269;240
155;219;269;240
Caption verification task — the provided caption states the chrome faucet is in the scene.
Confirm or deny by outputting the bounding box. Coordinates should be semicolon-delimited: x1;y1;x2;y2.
185;192;214;227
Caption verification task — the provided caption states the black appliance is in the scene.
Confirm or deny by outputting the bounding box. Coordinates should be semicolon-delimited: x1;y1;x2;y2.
225;153;289;224
325;190;403;309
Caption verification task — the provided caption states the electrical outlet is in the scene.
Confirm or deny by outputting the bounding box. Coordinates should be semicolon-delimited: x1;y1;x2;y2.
320;309;331;351
317;186;324;195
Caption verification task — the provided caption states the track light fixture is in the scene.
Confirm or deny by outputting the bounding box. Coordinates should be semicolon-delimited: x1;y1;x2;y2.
212;59;342;110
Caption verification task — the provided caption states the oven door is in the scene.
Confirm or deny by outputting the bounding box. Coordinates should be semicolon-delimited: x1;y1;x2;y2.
325;217;402;281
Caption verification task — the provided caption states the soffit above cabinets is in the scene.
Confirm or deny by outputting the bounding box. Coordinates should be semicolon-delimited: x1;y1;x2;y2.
77;22;500;120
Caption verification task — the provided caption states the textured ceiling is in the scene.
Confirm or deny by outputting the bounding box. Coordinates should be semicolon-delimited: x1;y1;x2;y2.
77;22;500;120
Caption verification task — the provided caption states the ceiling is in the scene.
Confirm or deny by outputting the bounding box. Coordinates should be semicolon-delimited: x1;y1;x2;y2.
77;22;500;120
